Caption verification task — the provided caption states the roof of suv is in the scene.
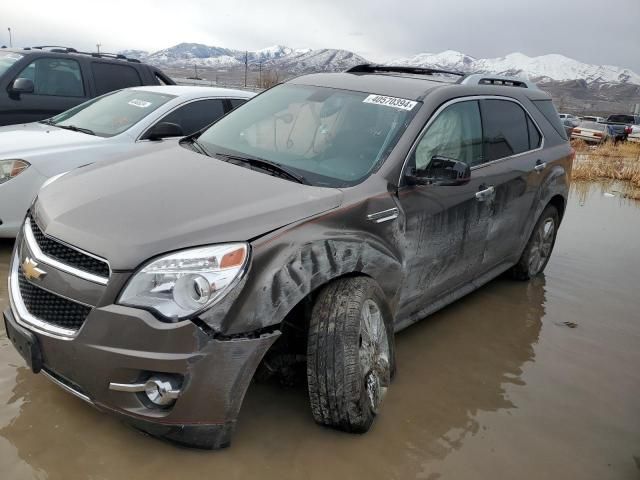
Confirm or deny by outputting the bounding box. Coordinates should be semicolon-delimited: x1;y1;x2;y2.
1;47;145;65
290;72;452;101
291;70;550;102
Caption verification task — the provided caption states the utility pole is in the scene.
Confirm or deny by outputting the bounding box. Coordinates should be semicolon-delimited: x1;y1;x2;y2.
8;27;12;48
244;50;248;88
96;43;101;54
259;61;262;87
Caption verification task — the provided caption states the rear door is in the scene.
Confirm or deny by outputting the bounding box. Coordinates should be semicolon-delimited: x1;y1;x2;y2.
475;98;545;270
396;99;495;318
3;56;88;124
90;62;143;96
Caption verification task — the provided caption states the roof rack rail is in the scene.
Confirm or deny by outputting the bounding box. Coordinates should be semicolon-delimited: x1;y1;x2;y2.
346;64;465;77
29;47;142;63
33;46;78;53
459;74;537;89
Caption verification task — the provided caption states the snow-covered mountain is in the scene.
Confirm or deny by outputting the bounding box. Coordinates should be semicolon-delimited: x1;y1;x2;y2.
120;44;640;85
125;43;364;73
389;51;640;85
268;49;368;73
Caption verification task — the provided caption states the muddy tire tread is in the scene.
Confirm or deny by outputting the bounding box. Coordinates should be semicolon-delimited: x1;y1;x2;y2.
307;276;392;433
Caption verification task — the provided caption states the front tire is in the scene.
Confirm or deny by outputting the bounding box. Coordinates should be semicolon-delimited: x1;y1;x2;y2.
307;277;395;433
511;205;559;280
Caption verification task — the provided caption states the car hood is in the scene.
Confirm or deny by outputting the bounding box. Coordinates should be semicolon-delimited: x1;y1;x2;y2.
35;145;344;270
0;122;105;159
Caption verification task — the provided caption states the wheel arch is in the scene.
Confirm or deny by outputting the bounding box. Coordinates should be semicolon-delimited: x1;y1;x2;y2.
548;194;566;221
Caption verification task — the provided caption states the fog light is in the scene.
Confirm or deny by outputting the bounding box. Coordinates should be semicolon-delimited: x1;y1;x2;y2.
144;375;181;406
109;374;182;406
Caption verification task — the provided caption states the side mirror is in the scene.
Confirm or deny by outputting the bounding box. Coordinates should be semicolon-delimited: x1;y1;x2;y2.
405;156;471;186
144;122;184;141
10;78;35;96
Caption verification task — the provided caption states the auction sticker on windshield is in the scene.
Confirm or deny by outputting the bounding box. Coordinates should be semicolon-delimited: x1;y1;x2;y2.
128;99;153;108
363;95;417;111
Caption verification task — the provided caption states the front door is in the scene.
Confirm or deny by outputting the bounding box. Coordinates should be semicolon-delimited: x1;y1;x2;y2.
5;57;88;124
395;99;494;320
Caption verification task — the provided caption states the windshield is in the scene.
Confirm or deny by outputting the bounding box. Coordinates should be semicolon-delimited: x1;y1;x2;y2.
48;89;176;137
0;52;23;77
197;84;419;187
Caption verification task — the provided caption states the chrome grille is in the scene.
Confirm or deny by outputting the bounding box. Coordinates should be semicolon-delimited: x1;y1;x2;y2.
18;268;92;331
28;214;110;279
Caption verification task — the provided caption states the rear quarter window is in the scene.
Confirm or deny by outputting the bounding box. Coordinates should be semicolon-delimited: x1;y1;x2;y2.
532;99;568;140
92;62;142;95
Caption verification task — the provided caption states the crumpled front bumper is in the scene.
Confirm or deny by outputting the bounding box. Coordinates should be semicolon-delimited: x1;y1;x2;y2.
4;298;279;449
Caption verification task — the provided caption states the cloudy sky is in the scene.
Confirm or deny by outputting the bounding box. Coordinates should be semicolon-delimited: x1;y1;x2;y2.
1;0;639;70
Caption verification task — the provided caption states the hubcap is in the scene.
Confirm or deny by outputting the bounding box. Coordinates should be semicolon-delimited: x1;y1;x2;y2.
528;217;555;275
359;299;390;413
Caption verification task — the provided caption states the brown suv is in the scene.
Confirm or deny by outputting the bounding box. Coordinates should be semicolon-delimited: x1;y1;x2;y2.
4;65;574;449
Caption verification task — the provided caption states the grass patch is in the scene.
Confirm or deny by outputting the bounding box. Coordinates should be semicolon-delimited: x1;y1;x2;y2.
571;141;640;200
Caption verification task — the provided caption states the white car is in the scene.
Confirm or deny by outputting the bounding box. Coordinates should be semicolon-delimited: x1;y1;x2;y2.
580;116;605;123
0;85;254;237
559;113;580;127
628;125;640;143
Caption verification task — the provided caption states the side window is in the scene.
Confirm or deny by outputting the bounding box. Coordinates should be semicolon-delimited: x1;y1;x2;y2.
481;99;531;161
527;116;541;149
92;62;142;95
229;98;247;110
16;58;84;97
414;100;483;171
156;99;226;136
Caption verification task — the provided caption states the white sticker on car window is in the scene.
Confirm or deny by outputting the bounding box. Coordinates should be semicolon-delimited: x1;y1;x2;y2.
363;95;417;111
128;99;152;108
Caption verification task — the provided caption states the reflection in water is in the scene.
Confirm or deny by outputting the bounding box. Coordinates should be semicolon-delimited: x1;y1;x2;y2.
572;180;640;206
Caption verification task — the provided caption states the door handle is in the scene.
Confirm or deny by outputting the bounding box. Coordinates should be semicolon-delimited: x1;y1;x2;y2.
475;185;495;201
534;160;547;172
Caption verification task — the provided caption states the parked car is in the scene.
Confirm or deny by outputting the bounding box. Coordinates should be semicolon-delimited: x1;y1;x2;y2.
571;121;613;144
606;114;640;125
580;115;605;123
0;85;254;237
3;67;573;449
559;113;580;127
628;125;640;143
0;46;175;126
603;113;640;141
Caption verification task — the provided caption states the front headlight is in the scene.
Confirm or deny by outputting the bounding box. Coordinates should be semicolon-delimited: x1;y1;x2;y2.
0;159;30;184
118;243;249;321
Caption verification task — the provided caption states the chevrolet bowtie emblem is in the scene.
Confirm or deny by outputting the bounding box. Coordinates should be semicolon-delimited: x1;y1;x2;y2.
22;257;47;281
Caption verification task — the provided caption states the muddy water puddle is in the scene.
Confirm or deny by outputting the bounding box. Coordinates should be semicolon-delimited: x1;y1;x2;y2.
1;185;639;479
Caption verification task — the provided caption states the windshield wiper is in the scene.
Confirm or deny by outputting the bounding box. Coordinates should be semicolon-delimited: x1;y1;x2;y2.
39;119;55;126
186;137;209;155
214;152;307;185
56;124;96;136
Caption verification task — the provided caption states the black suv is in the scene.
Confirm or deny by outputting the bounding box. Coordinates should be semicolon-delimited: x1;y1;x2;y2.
4;65;574;449
0;46;174;126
